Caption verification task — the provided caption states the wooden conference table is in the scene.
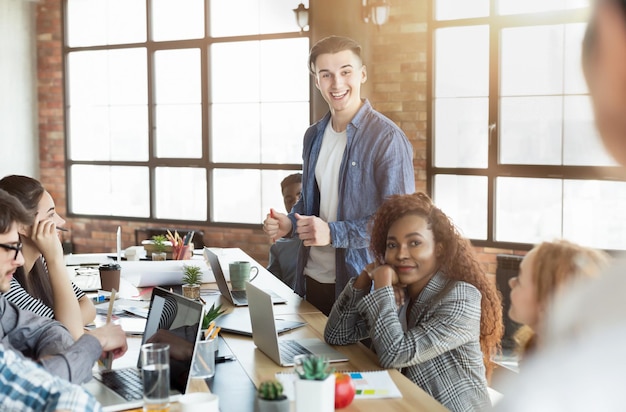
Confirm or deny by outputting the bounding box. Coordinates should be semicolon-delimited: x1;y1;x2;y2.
88;248;447;412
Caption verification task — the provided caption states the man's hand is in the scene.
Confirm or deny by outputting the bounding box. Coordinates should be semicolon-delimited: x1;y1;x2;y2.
263;208;292;242
86;323;128;360
295;213;331;247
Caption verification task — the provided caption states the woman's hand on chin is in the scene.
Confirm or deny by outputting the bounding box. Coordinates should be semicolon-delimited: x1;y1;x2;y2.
29;218;64;262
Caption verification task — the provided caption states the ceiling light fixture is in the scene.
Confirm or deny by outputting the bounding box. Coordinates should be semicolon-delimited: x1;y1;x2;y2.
362;0;391;27
293;3;309;34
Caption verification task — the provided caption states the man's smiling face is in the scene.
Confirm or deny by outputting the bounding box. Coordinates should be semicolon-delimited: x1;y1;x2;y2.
313;50;367;119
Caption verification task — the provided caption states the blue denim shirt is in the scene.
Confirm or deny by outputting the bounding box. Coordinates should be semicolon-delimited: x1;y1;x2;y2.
288;100;415;298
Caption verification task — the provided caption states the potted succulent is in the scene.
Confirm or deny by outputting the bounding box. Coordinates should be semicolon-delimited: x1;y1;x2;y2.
256;379;289;412
151;234;168;261
293;354;335;412
181;264;203;300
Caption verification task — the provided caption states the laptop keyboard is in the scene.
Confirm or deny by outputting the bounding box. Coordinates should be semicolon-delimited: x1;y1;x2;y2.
231;290;247;300
95;368;143;401
279;340;313;364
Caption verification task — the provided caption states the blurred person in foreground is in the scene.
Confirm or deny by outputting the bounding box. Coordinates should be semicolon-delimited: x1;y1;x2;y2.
0;343;101;411
494;1;626;410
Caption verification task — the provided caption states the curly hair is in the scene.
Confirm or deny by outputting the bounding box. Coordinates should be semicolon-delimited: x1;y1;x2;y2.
369;192;503;376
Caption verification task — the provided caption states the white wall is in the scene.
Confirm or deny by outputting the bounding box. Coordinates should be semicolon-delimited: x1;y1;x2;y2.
0;0;38;178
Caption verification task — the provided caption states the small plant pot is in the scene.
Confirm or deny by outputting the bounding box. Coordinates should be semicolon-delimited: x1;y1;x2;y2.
294;374;335;412
152;252;167;261
256;396;290;412
182;284;201;300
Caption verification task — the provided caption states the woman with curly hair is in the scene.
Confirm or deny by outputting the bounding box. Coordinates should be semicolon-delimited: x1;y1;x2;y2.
508;240;610;363
324;192;503;412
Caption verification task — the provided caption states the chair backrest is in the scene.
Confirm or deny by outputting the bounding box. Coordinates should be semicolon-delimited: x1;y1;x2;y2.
134;227;205;249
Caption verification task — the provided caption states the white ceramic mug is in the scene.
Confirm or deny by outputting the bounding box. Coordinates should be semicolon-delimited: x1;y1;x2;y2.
178;393;219;412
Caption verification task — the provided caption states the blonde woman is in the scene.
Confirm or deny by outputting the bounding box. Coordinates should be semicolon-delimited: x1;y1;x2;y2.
508;239;610;361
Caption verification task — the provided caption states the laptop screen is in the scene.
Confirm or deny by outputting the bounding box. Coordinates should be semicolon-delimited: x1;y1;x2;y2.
138;287;204;393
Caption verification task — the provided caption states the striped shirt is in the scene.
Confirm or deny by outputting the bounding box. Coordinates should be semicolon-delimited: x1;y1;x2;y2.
0;343;101;411
4;258;86;319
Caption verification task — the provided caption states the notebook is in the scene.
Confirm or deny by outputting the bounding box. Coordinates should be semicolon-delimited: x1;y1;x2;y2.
246;282;348;367
204;248;287;306
83;287;205;412
276;370;402;400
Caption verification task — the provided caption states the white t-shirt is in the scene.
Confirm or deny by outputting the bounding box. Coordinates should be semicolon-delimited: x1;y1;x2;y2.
304;122;347;284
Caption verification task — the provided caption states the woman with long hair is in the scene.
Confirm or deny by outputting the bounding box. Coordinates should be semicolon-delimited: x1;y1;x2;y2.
0;175;95;339
508;239;610;362
325;192;503;412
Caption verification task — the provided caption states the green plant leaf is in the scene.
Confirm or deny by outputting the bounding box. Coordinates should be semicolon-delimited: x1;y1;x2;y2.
202;303;226;329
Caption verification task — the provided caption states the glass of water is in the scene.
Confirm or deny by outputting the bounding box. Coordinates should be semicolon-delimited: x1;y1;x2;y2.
141;343;170;412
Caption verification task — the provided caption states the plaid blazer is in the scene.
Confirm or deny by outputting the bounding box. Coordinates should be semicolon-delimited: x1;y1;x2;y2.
325;272;491;412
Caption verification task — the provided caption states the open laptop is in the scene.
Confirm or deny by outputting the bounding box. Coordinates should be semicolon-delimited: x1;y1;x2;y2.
247;281;348;367
204;248;287;306
84;287;204;412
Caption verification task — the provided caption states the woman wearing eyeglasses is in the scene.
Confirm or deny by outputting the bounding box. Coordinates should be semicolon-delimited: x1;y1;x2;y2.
0;175;95;339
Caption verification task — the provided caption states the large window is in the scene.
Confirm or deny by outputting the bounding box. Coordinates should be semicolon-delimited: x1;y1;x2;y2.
64;0;309;225
430;0;626;250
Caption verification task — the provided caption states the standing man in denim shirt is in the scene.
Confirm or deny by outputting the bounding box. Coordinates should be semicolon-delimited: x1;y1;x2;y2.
263;36;414;315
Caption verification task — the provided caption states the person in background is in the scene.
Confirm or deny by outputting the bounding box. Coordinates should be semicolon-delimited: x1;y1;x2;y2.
266;173;302;290
0;174;95;339
507;240;610;363
0;188;127;384
324;192;503;412
493;2;626;410
0;343;101;412
263;35;415;315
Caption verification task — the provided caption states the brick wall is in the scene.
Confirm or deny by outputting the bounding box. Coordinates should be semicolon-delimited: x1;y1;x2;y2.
35;0;526;275
368;0;429;193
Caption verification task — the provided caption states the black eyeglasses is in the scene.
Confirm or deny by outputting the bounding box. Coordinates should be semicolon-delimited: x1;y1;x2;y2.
0;242;23;260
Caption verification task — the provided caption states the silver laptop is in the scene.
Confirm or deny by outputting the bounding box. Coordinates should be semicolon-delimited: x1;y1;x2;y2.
246;281;348;367
214;310;305;337
204;248;287;306
84;287;204;412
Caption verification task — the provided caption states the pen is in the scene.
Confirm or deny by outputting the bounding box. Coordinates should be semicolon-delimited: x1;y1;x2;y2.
205;321;215;340
56;227;69;232
98;288;116;370
184;231;194;246
210;326;221;340
215;354;236;363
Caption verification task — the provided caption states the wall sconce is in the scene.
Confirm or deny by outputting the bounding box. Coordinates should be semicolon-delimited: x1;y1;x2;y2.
362;0;391;27
293;3;309;33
